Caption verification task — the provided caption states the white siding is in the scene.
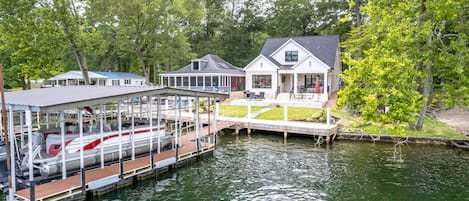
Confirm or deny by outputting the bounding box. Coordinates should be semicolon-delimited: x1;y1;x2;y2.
271;40;309;66
244;56;278;99
105;78;146;86
293;56;329;74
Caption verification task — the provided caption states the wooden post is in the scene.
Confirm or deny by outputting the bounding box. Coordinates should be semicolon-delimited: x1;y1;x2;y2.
100;104;105;168
207;97;211;144
0;64;15;201
283;105;288;143
20;111;24;148
26;109;34;201
60;111;67;179
118;100;123;179
131;103;135;160
157;96;161;154
78;109;86;194
247;103;251;135
148;95;154;168
214;101;219;145
195;96;200;153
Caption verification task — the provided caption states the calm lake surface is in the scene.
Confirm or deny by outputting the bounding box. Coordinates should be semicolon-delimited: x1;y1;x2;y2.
93;132;469;201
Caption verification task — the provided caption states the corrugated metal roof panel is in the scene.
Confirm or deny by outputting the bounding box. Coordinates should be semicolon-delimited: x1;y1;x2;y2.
2;86;228;113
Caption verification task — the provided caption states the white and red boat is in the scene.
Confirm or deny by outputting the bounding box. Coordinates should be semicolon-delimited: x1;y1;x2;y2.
17;119;172;178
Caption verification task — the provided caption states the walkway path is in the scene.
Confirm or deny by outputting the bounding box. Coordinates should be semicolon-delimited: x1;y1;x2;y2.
248;104;276;118
435;106;469;136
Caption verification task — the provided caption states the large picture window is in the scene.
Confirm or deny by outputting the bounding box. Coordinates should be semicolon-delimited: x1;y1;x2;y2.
252;75;272;88
285;51;298;62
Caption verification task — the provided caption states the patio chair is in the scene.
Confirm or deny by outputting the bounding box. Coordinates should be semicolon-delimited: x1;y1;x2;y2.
256;92;265;100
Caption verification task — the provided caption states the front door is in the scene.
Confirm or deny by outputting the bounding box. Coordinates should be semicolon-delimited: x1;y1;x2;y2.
280;74;292;93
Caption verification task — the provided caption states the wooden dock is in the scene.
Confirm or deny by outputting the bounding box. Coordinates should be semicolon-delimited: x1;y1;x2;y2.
14;121;235;201
162;112;338;144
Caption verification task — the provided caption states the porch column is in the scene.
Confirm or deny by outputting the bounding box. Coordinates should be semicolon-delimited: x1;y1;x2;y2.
324;71;328;96
210;76;213;87
195;75;198;88
202;75;205;90
173;76;177;87
228;76;231;92
293;73;298;94
187;75;192;89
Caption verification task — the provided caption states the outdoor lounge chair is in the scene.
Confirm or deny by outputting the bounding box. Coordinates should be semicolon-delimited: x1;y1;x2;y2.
256;92;265;100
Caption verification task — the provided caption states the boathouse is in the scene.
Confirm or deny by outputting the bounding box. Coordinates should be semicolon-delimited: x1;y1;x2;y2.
0;86;229;201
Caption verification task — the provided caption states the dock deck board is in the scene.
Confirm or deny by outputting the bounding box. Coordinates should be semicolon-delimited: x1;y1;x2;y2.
14;121;233;200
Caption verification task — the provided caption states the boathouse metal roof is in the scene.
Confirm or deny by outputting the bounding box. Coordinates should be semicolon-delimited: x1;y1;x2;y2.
2;86;228;113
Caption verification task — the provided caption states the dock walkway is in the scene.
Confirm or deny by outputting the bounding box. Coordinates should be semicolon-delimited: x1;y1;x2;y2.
14;121;235;201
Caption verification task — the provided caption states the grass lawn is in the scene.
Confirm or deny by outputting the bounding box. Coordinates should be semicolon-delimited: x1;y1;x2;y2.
218;105;265;117
255;107;324;120
255;107;467;140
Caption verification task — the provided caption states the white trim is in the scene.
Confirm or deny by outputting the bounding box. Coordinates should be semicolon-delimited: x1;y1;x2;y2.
269;39;311;58
292;54;331;71
243;55;279;71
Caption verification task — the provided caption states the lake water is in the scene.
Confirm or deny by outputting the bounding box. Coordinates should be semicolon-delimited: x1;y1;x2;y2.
92;132;469;201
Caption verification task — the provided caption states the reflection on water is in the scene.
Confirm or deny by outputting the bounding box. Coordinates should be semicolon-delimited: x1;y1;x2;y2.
95;132;469;201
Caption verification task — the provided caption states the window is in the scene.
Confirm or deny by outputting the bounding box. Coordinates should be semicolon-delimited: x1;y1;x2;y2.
285;51;298;62
124;79;131;85
112;80;120;86
252;75;272;88
192;61;199;70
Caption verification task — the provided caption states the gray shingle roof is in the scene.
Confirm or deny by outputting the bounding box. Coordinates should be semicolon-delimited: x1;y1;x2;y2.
260;35;339;69
161;54;244;76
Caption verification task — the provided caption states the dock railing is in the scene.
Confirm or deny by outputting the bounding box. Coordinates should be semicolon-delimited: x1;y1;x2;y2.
220;110;239;124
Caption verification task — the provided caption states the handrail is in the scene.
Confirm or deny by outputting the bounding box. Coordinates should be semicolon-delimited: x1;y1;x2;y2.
219;109;239;123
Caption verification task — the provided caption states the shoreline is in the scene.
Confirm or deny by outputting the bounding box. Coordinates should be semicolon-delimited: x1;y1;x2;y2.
335;131;466;148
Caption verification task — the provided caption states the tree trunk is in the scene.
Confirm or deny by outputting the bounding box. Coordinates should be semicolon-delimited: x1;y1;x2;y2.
354;0;362;27
64;26;90;85
135;47;150;84
153;64;157;85
416;37;433;129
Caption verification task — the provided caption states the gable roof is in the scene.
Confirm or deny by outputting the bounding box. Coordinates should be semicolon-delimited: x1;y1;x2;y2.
95;71;145;79
260;35;339;68
49;71;106;80
49;71;144;80
161;54;244;76
243;54;279;71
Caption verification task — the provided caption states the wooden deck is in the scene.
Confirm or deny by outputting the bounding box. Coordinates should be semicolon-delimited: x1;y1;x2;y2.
14;121;235;201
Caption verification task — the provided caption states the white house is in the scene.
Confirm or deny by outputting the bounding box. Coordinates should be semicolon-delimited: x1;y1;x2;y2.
46;71;146;87
243;35;341;103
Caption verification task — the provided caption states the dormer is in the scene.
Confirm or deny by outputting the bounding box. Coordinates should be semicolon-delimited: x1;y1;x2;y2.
191;59;208;71
270;39;309;66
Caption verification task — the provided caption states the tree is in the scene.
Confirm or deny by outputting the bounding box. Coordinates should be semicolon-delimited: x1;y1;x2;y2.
0;0;66;89
88;0;202;84
267;0;316;37
52;0;102;85
338;0;469;133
